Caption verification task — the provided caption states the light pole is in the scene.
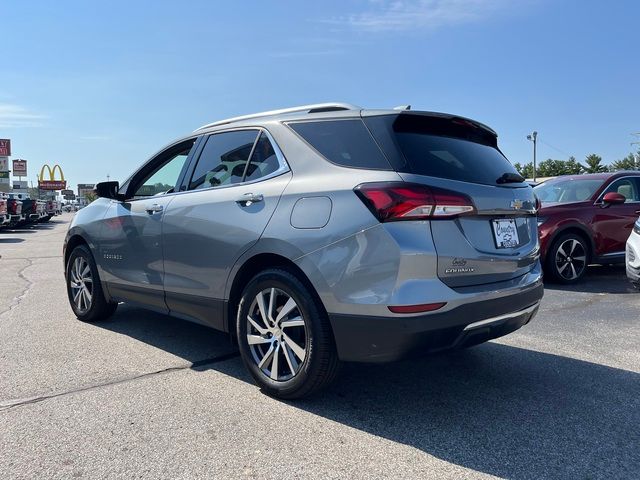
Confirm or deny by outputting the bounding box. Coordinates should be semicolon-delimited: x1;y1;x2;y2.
527;131;538;181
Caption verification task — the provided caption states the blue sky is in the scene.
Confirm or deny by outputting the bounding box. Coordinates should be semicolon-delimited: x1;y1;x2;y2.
1;0;638;189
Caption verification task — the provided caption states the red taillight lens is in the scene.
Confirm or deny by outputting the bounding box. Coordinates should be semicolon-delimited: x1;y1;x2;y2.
354;182;475;222
388;302;447;314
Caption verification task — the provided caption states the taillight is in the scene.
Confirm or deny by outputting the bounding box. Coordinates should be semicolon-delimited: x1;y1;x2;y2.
0;201;6;215
354;182;475;222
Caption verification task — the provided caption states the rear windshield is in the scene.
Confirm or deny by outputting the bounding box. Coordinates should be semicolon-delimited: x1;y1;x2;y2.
288;119;392;170
364;114;522;186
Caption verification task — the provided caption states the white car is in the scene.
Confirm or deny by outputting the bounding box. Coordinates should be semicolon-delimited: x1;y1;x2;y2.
626;217;640;288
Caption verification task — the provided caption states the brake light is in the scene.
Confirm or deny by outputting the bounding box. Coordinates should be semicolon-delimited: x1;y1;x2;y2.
0;200;6;215
354;182;475;222
534;195;542;212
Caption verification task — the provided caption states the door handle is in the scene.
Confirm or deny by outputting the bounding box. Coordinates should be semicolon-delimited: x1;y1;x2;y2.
236;193;264;207
635;210;640;214
145;204;163;214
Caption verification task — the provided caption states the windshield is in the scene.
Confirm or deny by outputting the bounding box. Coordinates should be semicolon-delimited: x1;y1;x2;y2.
534;177;604;203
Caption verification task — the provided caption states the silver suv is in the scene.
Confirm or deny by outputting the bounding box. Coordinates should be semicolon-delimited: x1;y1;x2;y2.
64;103;543;398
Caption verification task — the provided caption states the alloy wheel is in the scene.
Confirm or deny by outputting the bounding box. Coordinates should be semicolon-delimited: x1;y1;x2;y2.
69;256;93;313
555;238;587;281
246;288;307;382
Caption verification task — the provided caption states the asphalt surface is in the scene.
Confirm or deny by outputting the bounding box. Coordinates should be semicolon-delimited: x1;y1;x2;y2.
0;214;638;479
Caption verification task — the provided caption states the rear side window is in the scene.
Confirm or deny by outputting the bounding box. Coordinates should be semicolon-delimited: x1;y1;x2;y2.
364;114;521;186
288;119;391;170
189;130;259;190
245;132;281;182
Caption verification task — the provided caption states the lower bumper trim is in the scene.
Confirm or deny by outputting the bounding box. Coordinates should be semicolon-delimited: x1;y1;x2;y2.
463;302;541;331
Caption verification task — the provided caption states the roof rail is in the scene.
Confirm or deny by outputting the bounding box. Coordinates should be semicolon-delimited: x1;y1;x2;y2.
194;102;361;131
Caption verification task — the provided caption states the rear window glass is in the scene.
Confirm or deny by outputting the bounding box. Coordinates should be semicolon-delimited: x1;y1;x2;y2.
364;114;521;186
288;119;391;170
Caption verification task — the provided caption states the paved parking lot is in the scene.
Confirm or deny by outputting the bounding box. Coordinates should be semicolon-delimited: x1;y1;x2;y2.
1;214;639;479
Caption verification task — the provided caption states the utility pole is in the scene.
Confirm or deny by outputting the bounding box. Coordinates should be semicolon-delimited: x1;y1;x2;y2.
527;131;538;181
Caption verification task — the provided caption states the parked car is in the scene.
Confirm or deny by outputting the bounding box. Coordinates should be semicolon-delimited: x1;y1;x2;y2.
0;193;9;227
64;103;543;398
6;195;24;227
535;172;640;283
626;217;640;288
42;199;61;221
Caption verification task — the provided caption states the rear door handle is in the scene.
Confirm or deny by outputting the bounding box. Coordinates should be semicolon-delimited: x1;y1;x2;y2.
236;193;264;207
635;210;640;214
146;204;163;214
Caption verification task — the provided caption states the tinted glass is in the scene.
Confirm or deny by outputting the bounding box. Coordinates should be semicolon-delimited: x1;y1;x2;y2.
534;178;604;203
189;130;259;190
134;144;193;197
245;133;281;182
602;178;640;202
289;119;391;170
364;114;520;185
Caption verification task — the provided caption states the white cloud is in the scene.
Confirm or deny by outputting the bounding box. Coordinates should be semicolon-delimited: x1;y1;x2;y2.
325;0;512;32
0;104;47;128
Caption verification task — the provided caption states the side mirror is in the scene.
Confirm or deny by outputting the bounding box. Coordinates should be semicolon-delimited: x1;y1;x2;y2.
95;181;124;201
602;191;626;206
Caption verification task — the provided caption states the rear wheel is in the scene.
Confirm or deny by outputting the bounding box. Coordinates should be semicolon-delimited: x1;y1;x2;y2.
236;268;340;399
66;245;117;322
546;233;589;283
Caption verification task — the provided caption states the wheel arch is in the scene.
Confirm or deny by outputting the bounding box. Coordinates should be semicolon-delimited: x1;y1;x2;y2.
64;233;91;271
545;224;595;262
225;252;327;341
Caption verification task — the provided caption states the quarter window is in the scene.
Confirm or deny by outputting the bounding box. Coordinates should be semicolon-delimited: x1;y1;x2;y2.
189;130;259;190
245;132;281;182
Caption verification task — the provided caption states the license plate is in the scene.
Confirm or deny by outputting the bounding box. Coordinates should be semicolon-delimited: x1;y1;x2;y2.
492;218;520;248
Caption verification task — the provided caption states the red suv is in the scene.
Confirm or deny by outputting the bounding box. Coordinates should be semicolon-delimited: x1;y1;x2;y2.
535;172;640;283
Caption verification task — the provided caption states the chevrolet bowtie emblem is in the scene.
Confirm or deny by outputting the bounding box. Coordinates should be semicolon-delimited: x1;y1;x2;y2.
511;199;524;210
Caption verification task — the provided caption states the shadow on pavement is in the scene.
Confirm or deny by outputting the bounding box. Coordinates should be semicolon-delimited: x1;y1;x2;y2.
0;238;25;243
96;305;639;479
545;264;636;294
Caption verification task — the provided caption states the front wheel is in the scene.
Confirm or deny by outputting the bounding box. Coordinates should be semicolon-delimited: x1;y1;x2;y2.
66;245;117;322
236;268;340;399
546;233;589;284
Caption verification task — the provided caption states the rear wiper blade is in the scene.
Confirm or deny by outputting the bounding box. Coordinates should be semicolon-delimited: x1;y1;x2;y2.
496;172;525;184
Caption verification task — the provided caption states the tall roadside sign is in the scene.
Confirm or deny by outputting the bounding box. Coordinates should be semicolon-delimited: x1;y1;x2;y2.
0;141;10;193
0;139;10;156
38;164;67;190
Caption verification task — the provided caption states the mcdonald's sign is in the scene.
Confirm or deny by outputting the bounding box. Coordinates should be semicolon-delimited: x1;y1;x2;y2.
38;164;67;190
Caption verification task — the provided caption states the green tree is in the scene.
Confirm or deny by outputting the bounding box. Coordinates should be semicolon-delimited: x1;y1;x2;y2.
84;191;97;203
513;162;534;178
582;154;607;173
565;156;584;174
610;151;640;171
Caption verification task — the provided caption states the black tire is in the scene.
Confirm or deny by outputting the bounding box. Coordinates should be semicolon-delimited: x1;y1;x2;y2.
236;268;340;399
66;245;117;322
546;233;590;284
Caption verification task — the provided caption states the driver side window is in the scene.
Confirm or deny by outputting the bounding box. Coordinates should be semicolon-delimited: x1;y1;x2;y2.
132;139;195;198
603;178;640;203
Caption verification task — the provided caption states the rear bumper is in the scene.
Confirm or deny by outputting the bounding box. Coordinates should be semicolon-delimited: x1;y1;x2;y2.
329;279;543;363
